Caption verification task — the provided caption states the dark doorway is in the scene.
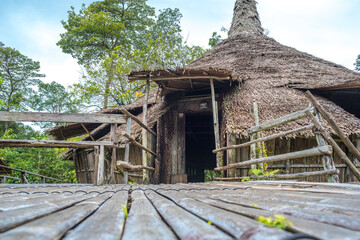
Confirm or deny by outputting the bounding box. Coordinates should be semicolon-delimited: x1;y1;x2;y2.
185;114;216;182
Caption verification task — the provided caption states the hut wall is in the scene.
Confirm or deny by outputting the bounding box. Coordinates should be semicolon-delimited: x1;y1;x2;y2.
227;134;360;183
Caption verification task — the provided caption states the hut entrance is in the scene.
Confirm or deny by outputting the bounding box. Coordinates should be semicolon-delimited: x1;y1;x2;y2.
185;114;216;182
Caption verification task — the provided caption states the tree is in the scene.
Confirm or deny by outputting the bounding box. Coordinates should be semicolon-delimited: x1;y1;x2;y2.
208;27;228;48
0;44;45;112
355;55;360;71
31;81;80;114
58;0;155;108
59;2;206;110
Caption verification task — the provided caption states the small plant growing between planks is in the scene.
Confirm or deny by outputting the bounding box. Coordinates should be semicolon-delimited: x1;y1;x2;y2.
257;215;293;230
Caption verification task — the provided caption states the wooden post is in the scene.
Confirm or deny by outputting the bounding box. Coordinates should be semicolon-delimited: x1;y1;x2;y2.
142;80;150;183
286;139;291;174
252;102;261;169
226;133;237;177
210;78;222;168
110;123;117;183
313;109;339;183
154;117;161;184
124;117;131;184
345;135;359;182
20;172;29;184
82;150;91;184
93;146;99;185
306;110;360;181
96;144;105;185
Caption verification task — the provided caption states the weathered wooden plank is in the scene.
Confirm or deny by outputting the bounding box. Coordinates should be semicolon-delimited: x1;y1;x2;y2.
0;139;124;149
64;190;128;240
306;110;360;180
129;75;231;81
0;111;126;124
215;145;333;171
145;190;231;239
122;190;177;240
157;189;292;239
116;161;154;172
213;125;314;153
119;107;156;136
248;107;315;134
0;192;99;232
184;191;360;240
0;193;112;239
0;164;64;182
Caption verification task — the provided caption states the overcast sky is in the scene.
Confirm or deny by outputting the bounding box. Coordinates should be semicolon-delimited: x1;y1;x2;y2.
0;0;359;87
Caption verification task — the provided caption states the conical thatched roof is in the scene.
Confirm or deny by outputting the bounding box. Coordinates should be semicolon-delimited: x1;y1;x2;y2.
183;0;360;137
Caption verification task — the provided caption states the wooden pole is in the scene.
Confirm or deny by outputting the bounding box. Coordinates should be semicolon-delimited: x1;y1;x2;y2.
215;169;339;181
110;123;117;183
251;102;261;169
119;107;156;136
210;78;222;168
124;117;131;184
122;132;157;156
215;145;333;171
93;146;99;185
80;123;95;141
248;107;315;134
143;80;150;184
313;109;339;183
306;110;360;181
305;91;360;165
117;161;155;172
213;125;315;153
96;144;105;185
154;117;161;184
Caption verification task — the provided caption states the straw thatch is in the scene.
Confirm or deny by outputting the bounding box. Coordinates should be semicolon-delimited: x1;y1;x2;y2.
228;0;263;37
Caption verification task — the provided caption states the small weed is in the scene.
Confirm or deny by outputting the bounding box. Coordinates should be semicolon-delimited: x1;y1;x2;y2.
122;204;128;219
252;203;259;208
207;221;212;225
257;215;293;229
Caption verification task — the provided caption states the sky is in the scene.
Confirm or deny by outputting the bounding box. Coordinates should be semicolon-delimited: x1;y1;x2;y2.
0;0;359;87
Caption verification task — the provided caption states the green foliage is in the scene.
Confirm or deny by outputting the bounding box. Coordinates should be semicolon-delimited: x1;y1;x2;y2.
355;54;360;71
248;168;280;180
204;169;223;182
257;215;293;230
59;2;207;109
0;43;45;112
0;124;76;183
208;27;228;48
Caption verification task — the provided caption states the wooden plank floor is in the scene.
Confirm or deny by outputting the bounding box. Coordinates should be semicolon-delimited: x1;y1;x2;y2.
0;181;359;240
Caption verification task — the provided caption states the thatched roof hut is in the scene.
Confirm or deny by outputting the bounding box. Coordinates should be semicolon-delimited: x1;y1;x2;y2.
49;0;360;184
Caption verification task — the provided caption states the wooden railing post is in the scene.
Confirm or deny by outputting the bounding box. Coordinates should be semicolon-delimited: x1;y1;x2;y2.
123;117;131;184
96;145;105;185
210;78;222;169
313;108;339;183
142;80;150;184
110;123;117;183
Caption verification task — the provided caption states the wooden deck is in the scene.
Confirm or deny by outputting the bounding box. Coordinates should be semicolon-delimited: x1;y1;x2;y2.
0;181;359;240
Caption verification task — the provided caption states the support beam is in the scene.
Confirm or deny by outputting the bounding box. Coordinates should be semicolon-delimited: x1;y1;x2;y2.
96;144;105;185
80;123;95;141
0;111;126;124
215;169;340;181
119;107;156;136
248;107;315;134
305;91;360;165
123;117;131;184
0;139;124;149
142;80;150;183
215;145;333;171
116;161;155;172
306;110;360;181
210;78;222;168
122;132;157;157
213;125;315;153
93;146;99;185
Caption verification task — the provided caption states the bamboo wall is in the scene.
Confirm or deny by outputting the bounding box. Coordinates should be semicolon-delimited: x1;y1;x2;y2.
226;134;360;183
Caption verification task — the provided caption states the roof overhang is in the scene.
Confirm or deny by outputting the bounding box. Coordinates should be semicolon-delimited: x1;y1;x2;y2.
128;69;232;95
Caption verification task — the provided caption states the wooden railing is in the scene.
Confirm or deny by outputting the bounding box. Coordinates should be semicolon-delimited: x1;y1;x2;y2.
213;91;360;182
0;164;65;184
